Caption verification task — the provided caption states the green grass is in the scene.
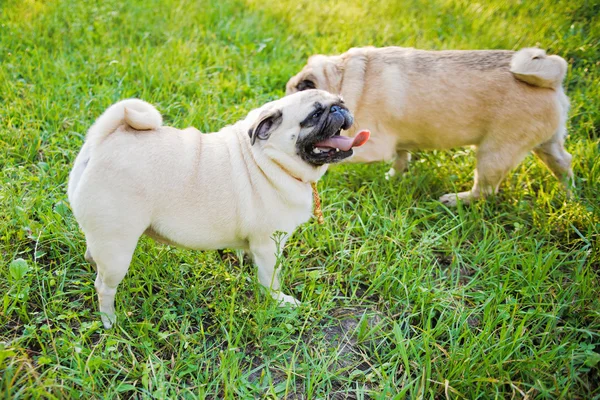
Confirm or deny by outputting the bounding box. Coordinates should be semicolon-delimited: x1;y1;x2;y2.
1;0;599;398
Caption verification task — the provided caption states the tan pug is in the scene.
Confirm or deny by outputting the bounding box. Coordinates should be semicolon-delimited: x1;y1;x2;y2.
68;90;369;328
286;47;573;205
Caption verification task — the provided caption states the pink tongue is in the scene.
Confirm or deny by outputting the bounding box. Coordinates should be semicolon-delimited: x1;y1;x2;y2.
313;130;370;151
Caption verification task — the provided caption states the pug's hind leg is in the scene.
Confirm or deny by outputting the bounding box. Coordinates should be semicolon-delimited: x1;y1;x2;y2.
85;226;143;329
250;240;300;306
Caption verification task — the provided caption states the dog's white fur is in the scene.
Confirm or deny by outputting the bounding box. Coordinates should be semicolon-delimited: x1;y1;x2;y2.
287;47;573;205
68;91;345;328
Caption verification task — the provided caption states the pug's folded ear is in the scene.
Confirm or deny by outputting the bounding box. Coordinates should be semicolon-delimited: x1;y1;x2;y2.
248;108;283;145
296;78;316;91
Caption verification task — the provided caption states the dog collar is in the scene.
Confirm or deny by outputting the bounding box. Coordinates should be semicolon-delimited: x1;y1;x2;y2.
267;159;324;223
311;182;324;224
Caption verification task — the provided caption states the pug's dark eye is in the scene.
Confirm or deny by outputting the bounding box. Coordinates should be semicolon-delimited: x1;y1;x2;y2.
297;80;316;91
311;109;323;120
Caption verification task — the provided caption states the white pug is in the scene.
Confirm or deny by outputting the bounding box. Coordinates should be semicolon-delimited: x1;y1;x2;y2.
286;47;573;205
68;90;369;328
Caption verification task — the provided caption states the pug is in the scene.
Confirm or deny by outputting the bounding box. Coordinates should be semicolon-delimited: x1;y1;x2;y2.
286;47;573;205
67;90;370;328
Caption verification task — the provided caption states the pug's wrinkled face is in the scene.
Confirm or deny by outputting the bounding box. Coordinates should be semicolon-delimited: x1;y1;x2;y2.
248;90;366;167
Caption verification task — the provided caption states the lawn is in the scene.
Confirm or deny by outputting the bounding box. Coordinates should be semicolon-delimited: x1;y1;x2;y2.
1;0;599;398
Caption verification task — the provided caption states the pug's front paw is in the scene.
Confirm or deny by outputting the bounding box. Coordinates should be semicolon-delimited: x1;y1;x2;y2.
271;291;301;307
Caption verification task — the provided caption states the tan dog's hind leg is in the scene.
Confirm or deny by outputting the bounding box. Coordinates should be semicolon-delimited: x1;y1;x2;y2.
440;141;531;206
533;131;574;192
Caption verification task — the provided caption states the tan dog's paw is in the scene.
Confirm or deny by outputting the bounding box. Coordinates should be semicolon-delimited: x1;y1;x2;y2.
385;167;396;180
439;191;473;206
385;152;411;180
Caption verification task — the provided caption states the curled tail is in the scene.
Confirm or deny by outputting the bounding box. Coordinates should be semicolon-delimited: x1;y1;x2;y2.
86;99;162;144
510;48;567;89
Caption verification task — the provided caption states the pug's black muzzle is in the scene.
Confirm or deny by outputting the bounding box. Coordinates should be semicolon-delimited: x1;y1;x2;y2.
297;103;356;166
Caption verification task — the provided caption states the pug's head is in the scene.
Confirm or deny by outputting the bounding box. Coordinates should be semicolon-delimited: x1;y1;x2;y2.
285;55;343;96
246;90;368;181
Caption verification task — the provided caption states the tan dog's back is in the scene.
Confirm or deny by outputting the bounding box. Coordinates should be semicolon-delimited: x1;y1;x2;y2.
342;48;562;149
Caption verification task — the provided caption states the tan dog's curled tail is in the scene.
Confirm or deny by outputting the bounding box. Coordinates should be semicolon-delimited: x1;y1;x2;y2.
86;99;162;145
510;48;568;89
